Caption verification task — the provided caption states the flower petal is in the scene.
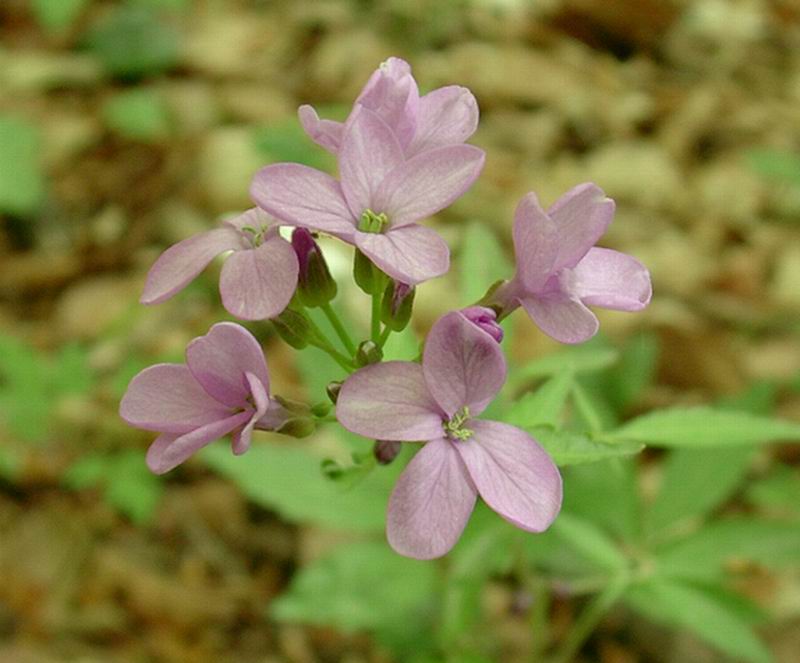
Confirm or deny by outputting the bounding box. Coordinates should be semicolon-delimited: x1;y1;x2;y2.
339;107;404;218
250;164;356;236
407;86;479;157
423;310;506;418
547;183;615;271
140;228;243;305
145;411;252;474
374;145;485;228
455;420;562;533
512;192;558;292
572;247;652;311
336;362;444;441
354;224;449;285
185;322;270;408
387;438;477;559
519;294;599;344
232;371;270;455
219;236;299;320
298;104;344;153
223;207;276;233
120;364;230;434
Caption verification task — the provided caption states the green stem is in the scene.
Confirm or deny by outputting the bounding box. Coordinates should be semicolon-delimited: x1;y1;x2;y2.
378;325;392;348
371;287;382;344
320;302;357;356
305;316;355;373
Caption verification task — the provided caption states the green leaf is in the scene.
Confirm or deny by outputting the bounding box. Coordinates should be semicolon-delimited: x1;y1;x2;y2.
505;371;573;429
202;441;398;532
530;427;642;466
603;407;800;447
271;541;436;652
103;89;171;142
571;379;618;432
655;517;800;581
51;342;93;395
625;579;773;663
646;446;755;537
0;333;50;441
0;116;45;216
31;0;89;33
509;342;619;385
253;120;334;172
460;221;510;305
747;149;800;187
745;464;800;516
605;332;659;411
550;512;627;573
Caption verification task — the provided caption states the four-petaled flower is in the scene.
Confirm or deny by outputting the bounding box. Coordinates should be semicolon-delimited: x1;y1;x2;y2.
250;105;485;285
140;208;298;321
492;184;652;344
120;322;288;474
336;307;563;559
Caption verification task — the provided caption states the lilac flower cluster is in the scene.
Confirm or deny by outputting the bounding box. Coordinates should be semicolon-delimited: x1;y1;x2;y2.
121;57;651;559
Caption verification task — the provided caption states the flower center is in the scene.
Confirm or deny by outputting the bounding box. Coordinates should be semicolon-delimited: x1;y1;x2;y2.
358;209;389;234
444;406;473;441
240;224;270;247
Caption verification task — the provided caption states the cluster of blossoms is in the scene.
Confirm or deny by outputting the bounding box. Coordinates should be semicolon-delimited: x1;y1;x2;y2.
121;57;651;559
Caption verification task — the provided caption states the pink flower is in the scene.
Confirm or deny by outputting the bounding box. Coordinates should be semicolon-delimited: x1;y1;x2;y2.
493;184;652;344
140;208;299;321
299;57;479;159
250;106;484;285
336;307;562;559
120;322;288;474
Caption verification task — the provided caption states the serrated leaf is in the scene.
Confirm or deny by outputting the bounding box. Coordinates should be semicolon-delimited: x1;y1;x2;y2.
460;221;510;305
530;427;642;466
625;579;773;663
509;342;619;386
505;371;573;429
603;407;800;447
0;116;45;216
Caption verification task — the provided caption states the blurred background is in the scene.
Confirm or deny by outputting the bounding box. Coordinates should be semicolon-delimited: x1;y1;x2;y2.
1;1;800;661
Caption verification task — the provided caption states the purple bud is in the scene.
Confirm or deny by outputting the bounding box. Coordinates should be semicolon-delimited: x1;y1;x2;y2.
381;281;415;331
460;306;504;343
291;228;337;307
374;440;402;465
291;227;316;275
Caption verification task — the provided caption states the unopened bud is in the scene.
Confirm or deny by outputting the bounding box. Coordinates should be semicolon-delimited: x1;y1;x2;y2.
292;228;337;307
381;281;415;332
311;401;331;418
326;380;342;404
355;340;383;367
272;308;312;349
275;416;316;438
353;249;386;295
373;439;401;465
460;306;504;343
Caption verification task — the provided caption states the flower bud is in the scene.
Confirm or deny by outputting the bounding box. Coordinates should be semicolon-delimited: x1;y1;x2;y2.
311;401;332;418
355;340;383;367
275;416;316;438
326;380;342;404
373;439;402;465
353;249;386;295
292;228;337;307
380;281;415;332
272;307;312;349
461;306;504;343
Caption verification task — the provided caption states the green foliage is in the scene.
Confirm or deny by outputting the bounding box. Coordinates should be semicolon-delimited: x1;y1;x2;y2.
85;7;181;79
746;464;800;516
0;116;45;217
532;428;642;466
102;89;171;142
505;370;573;429
460;221;510;305
254;120;335;172
31;0;89;33
747;149;800;187
508;341;619;386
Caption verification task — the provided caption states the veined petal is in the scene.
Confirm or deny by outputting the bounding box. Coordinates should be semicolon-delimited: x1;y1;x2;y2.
355;224;449;285
356;57;419;150
407;86;479;157
572;247;652;311
456;420;562;533
547;183;615;271
423;310;506;418
374;145;485;228
140;228;243;305
219;236;299;320
339;107;404;218
250;164;356;236
519;294;599;344
145;410;252;474
232;371;270;455
298;104;344;154
387;437;477;559
336;362;444;441
512;192;558;292
120;364;230;434
185;322;270;408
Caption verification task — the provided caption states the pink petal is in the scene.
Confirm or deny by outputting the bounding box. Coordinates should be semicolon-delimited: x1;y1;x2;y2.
336;362;444;441
387;438;477;559
374;145;485;228
354;224;449;285
120;364;230;434
223;207;277;233
455;420;562;533
423;310;507;418
232;371;270;455
407;86;479;157
339;107;404;218
145;410;252;474
185;322;270;408
572;247;652;311
140;228;244;305
512;192;558;292
250;164;356;236
547;183;615;271
519;294;599;344
298;104;344;154
219;236;299;320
